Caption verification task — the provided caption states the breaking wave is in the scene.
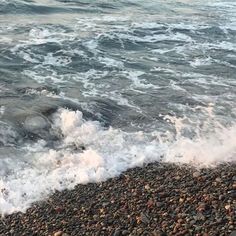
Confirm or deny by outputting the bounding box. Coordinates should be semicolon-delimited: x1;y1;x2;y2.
0;105;235;215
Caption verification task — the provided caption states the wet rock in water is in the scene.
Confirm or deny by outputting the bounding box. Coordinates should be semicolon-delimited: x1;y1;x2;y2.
24;115;50;132
22;115;56;141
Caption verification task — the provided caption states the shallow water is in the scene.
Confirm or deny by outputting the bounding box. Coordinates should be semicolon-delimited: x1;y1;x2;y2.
0;0;236;214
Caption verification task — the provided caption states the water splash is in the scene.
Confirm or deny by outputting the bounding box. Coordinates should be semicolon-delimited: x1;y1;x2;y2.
0;105;235;215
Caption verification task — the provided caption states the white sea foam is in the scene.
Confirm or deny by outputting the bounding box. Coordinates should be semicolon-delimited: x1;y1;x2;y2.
117;31;194;43
163;106;236;165
125;71;157;89
189;57;212;67
83;39;98;51
43;53;72;66
0;106;235;215
103;91;140;109
98;57;124;68
0;106;5;117
28;28;75;45
23;69;66;85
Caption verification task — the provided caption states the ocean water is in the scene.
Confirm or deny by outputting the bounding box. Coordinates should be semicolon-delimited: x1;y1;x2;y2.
0;0;236;214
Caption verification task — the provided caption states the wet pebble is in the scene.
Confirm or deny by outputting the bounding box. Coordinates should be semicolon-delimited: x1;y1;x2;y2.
54;231;63;236
193;171;201;178
24;115;50;132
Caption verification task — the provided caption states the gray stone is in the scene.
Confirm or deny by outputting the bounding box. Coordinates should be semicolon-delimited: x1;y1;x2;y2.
140;212;150;224
193;171;201;178
24;115;50;132
215;177;222;182
54;231;63;236
113;229;121;236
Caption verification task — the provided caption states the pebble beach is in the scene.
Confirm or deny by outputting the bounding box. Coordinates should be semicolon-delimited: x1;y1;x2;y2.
1;162;235;236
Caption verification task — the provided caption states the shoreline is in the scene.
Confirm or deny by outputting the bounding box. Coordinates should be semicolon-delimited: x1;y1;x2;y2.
0;162;235;236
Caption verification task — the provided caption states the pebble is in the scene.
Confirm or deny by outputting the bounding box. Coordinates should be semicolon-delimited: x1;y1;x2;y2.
215;177;222;183
113;229;121;236
193;171;201;178
147;199;154;208
54;231;63;236
140;212;150;224
144;184;151;190
152;230;167;236
175;175;181;180
122;230;129;235
197;202;206;212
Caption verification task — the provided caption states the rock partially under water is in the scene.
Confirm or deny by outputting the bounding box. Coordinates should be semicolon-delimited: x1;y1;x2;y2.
23;115;50;133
